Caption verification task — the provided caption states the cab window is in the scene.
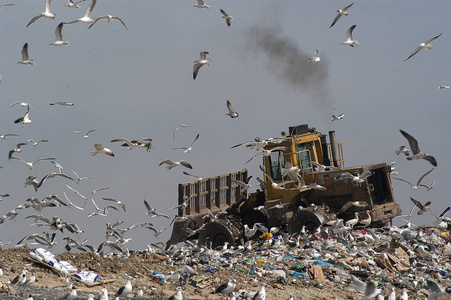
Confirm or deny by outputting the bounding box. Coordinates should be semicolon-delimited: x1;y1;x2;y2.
265;150;285;180
295;143;314;173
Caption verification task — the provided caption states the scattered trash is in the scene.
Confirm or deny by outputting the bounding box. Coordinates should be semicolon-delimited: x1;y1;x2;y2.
73;270;99;283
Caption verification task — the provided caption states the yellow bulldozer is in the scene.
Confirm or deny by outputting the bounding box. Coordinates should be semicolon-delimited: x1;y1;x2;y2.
167;124;401;248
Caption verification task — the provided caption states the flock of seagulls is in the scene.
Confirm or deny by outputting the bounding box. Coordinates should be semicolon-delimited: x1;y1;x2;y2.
1;1;449;300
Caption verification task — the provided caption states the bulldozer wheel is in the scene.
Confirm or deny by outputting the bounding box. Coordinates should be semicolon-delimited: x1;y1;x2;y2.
198;222;234;248
288;209;323;235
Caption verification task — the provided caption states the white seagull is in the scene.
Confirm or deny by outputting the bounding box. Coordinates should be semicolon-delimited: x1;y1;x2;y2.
212;279;237;295
172;133;199;153
9;101;33;109
226;100;239;118
50;22;70;46
111;138;152;150
336;170;373;184
50;102;74;106
329;2;354;28
427;279;446;300
351;275;381;300
0;133;18;139
75;128;96;138
342;25;359;47
68;0;97;24
90;144;115;157
395;145;410;156
331;113;344;121
438;85;450;89
89;15;128;30
18;43;35;65
169;289;183;300
14;107;32;126
193;0;209;9
65;0;88;8
260;165;297;189
114;275;132;298
392;167;435;190
26;0;55;28
307;49;320;63
10;156;55;170
27;139;48;146
193;51;211;80
25;173;74;192
173;124;188;139
159;159;193;170
400;129;437;166
220;9;233;27
404;33;442;61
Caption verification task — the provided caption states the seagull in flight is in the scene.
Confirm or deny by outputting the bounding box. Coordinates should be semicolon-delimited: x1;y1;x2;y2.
172;133;199;153
50;101;74;106
102;197;126;212
220;9;232;27
50;22;70;46
438;85;450;89
351;275;381;300
1;133;18;139
307;49;320;63
173;124;188;139
89;15;127;29
159;159;193;170
10;156;55;170
74;128;96;138
71;170;91;184
111;138;152;150
68;0;97;24
331;113;344;121
329;2;354;28
65;0;88;8
14;107;32;126
395;145;410;156
26;0;55;28
193;51;211;80
392;167;435;190
341;25;359;47
8;142;27;160
27;139;48;146
10;101;33;109
400;129;437;166
193;0;210;9
226;100;239;118
404;33;442;61
143;199;170;218
410;197;431;215
183;171;203;180
336;170;373;184
259;165;296;190
90;144;115;157
17;43;35;65
24;172;74;192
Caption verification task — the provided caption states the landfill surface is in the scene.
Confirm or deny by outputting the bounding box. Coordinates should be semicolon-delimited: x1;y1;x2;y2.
0;224;451;300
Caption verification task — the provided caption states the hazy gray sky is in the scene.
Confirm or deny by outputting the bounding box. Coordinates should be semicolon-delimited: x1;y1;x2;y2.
1;0;450;252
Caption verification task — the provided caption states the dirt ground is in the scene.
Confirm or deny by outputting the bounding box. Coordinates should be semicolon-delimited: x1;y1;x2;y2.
0;246;449;299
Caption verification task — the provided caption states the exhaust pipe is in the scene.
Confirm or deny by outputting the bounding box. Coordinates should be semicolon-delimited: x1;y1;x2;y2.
329;130;339;168
319;134;331;167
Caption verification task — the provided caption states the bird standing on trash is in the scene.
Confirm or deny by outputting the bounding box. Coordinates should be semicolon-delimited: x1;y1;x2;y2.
114;275;132;298
212;279;237;295
61;286;77;300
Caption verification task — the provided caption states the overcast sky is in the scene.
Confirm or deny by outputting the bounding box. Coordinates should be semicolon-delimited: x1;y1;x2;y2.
0;0;450;253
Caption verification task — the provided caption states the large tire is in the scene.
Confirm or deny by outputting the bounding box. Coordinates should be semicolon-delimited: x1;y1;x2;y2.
198;222;234;248
288;209;324;235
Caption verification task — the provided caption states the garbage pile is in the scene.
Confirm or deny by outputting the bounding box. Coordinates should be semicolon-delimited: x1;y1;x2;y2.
147;223;451;299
